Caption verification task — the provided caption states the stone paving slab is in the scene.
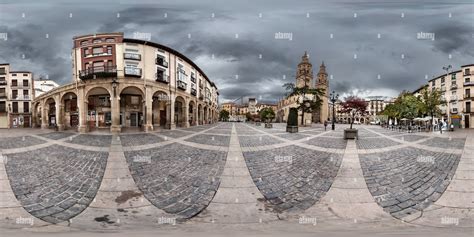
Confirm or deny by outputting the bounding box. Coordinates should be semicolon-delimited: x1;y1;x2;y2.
4;145;108;224
119;134;165;147
185;134;231;147
356;137;401;150
304;137;347;149
419;137;467;150
238;135;284;147
36;132;75;140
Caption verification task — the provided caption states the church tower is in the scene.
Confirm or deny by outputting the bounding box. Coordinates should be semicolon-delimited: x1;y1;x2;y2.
316;61;329;122
296;52;313;88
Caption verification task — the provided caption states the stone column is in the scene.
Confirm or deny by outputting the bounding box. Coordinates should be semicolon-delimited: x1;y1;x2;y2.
56;97;64;131
166;94;176;130
31;103;37;128
41;101;48;129
78;88;88;133
110;96;121;133
193;103;198;126
184;102;190;128
144;87;153;132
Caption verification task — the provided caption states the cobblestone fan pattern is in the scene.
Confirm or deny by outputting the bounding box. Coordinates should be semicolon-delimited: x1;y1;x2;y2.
158;130;192;138
359;147;461;218
185;134;230;146
238;135;284;147
204;128;231;135
5;145;108;223
0;136;46;149
420;137;466;150
125;143;227;219
391;134;428;142
320;131;344;138
120;133;165;147
304;137;348;149
233;124;263;135
243;145;342;212
65;134;112;147
37;132;75;140
356;137;401;149
275;133;311;141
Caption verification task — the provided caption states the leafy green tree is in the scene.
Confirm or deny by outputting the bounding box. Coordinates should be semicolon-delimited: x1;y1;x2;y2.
245;112;252;122
219;110;230;122
283;82;325;126
417;87;445;130
259;107;275;123
399;93;422;120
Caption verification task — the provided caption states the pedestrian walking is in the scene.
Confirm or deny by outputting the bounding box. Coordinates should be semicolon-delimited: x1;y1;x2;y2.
439;121;443;134
324;121;328;131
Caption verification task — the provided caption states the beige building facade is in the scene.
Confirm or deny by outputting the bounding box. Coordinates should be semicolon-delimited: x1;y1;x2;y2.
33;32;219;133
0;64;34;128
276;52;329;125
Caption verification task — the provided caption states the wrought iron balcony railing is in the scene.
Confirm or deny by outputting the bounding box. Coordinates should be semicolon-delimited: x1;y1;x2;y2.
79;65;117;80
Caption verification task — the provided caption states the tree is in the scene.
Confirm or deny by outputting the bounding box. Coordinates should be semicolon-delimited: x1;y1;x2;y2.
259;107;275;123
245;112;252;122
339;96;368;129
418;87;445;130
219;110;230;122
283;82;325;126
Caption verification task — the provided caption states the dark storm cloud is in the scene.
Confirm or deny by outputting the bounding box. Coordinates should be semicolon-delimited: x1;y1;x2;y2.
0;0;472;102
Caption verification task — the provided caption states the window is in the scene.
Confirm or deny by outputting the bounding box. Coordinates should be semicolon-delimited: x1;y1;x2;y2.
93;61;104;70
23;102;29;113
105;38;115;43
93;39;102;43
12;90;17;99
12;102;18;113
80;40;88;46
451;74;456;80
107;46;112;54
12;79;17;86
11;73;17;77
23;80;28;87
23;90;28;98
0;101;5;112
84;48;89;56
431;81;435;86
466;68;470;75
441;77;445;84
466;78;471;83
0;68;5;74
131;96;139;105
0;88;4;94
92;47;103;55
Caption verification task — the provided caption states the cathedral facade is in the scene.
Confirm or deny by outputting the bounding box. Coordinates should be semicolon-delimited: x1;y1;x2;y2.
276;52;329;125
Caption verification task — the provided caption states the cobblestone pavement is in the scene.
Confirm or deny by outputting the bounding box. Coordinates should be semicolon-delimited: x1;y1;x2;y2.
359;147;461;218
356;137;401;149
119;133;164;147
420;137;466;150
158;130;193;139
304;137;347;149
0;136;46;149
65;134;112;147
124;143;227;219
243;145;343;212
4;145;108;223
37;132;75;140
238;135;284;147
185;134;230;147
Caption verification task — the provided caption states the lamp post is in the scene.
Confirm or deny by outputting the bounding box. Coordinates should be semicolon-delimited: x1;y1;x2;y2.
442;65;452;125
112;78;118;98
329;91;339;130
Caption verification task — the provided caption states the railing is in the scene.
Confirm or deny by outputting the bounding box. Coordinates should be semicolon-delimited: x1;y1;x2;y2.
124;53;141;60
190;75;196;83
0;80;6;85
464;108;472;113
156;58;168;68
191;88;197;96
177;80;187;90
464;72;471;76
11;95;31;100
79;65;117;79
199;93;204;100
464;94;473;99
155;72;169;83
450;84;458;90
124;67;142;77
464;81;474;86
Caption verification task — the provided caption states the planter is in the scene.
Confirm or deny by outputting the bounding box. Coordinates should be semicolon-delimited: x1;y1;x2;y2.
344;129;358;139
264;123;273;128
286;126;298;133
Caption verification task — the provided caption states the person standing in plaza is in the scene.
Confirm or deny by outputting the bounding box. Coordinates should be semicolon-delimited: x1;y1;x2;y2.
324;120;328;131
439;120;443;134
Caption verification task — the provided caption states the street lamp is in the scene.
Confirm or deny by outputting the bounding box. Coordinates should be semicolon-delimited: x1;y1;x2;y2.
442;65;452;125
329;91;339;130
112;78;118;97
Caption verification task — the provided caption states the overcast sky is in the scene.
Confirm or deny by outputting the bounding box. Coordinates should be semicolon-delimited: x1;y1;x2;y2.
0;0;473;103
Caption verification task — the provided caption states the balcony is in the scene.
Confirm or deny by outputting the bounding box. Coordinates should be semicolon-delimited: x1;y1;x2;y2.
463;108;472;113
450;84;458;90
177;80;187;90
464;81;474;87
124;67;142;77
449;96;458;102
464;72;471;76
0;80;6;85
190;74;196;83
191;88;197;96
156;58;168;68
79;66;117;80
199;93;204;100
124;53;141;60
465;94;473;99
155;72;169;83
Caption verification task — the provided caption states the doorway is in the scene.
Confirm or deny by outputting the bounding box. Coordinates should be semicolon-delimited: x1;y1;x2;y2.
465;115;470;128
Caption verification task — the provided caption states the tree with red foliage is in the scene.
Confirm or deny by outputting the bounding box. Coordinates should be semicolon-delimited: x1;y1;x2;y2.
339;96;368;129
